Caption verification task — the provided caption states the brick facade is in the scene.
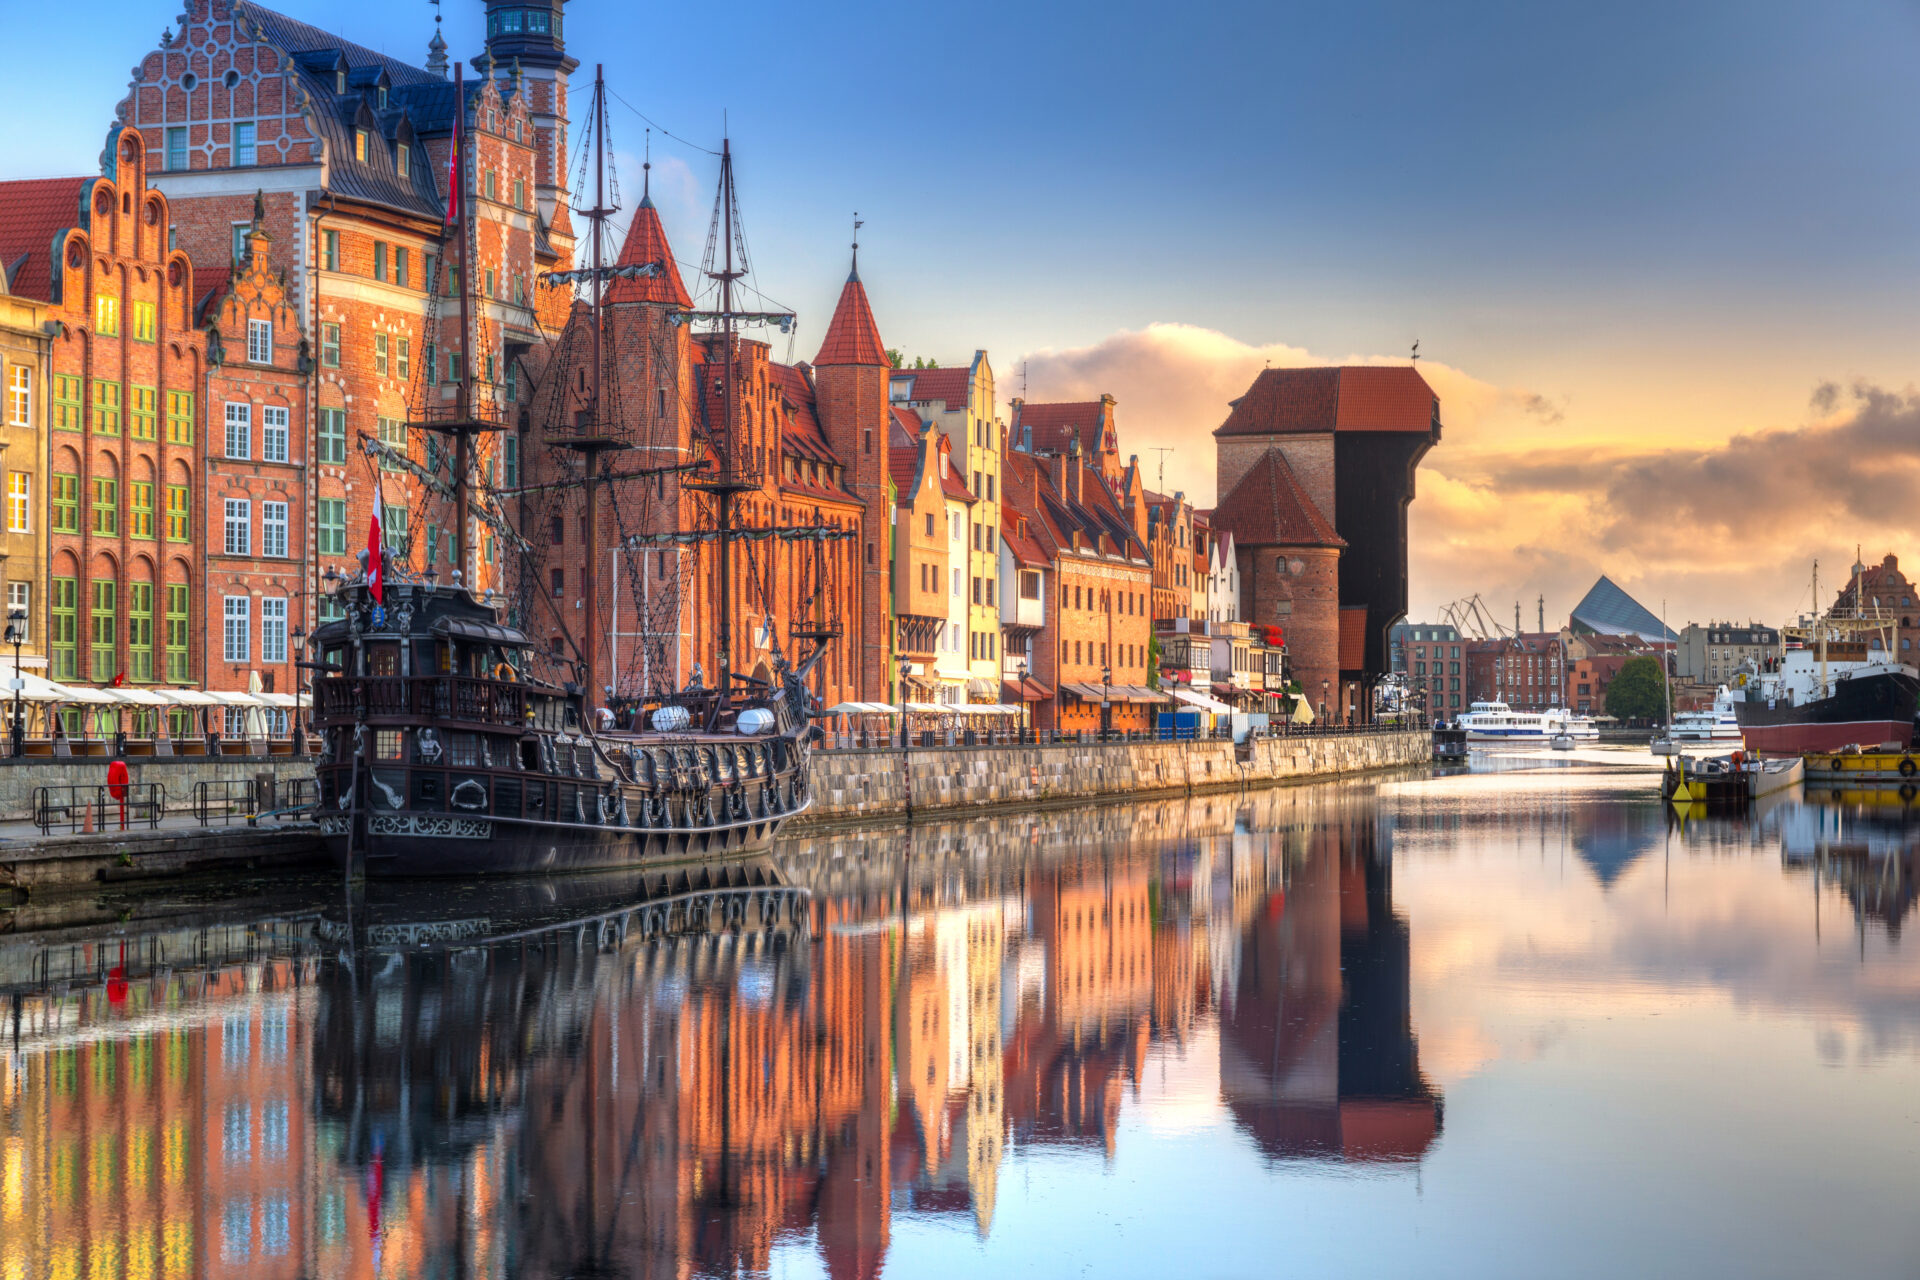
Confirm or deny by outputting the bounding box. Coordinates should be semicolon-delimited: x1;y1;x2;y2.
0;291;50;678
1239;543;1340;714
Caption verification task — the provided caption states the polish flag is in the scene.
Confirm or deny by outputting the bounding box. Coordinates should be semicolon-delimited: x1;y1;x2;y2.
367;474;385;604
445;67;462;228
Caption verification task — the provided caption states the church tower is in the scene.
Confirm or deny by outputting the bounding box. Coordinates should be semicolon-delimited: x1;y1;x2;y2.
812;255;892;700
474;0;578;259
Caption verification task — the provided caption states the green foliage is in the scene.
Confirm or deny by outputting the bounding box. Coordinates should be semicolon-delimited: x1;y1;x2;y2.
1605;655;1668;723
885;348;903;369
1147;635;1161;689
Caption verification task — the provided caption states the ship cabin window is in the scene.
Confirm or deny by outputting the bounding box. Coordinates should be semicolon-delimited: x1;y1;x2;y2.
520;738;541;772
367;643;400;677
450;733;483;767
376;730;404;760
564;704;581;731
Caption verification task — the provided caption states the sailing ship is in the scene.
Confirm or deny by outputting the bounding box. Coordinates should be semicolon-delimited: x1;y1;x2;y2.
310;67;842;877
1732;561;1920;754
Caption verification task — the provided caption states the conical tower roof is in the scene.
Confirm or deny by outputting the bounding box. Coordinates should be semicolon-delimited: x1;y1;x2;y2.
814;262;886;366
606;196;692;307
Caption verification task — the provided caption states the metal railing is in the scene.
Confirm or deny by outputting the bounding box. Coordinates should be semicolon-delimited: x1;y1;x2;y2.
814;720;1424;751
32;783;164;835
189;777;320;827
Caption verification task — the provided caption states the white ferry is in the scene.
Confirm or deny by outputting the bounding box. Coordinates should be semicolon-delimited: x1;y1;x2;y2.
1458;700;1601;742
1668;685;1744;743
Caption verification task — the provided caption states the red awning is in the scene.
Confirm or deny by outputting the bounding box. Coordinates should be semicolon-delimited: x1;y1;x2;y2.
1001;677;1053;703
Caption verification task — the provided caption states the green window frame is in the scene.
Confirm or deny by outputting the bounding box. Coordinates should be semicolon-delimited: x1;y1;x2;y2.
130;481;154;539
317;497;346;555
91;478;117;535
53;375;81;431
130;384;157;440
383;502;408;555
165;390;194;444
164;485;190;542
318;407;346;464
51;474;79;533
321;323;340;367
129;582;154;682
92;382;121;436
164;585;189;682
94;295;119;336
377;417;406;469
89;578;115;682
132;300;156;343
374;333;389;376
397;337;410;380
51;578;77;681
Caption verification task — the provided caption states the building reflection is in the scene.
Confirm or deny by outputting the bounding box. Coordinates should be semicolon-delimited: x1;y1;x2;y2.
0;785;1444;1279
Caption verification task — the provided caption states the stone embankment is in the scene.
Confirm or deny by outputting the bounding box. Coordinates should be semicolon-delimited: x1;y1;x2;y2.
799;730;1427;825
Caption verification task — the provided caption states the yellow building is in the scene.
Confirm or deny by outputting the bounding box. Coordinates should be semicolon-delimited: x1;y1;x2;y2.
0;288;48;682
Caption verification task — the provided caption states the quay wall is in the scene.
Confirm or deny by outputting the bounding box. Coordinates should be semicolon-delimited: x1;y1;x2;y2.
0;754;309;821
800;730;1428;824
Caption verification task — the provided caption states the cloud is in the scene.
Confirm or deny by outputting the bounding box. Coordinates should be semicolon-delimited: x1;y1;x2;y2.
1013;323;1920;627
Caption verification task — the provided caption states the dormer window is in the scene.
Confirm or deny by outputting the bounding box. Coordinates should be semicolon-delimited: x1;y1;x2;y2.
396;142;410;175
378;85;388;110
354;129;368;162
336;68;346;94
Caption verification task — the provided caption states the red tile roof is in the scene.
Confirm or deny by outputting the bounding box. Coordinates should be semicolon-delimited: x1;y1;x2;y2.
606;197;692;307
889;405;922;448
937;448;976;504
1210;448;1344;550
772;363;842;471
1001;515;1048;568
814;270;886;366
1339;607;1369;672
1215;366;1437;438
890;365;970;406
1015;400;1107;454
0;177;88;302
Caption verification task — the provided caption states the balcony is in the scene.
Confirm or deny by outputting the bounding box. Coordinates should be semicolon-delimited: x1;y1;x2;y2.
312;675;549;730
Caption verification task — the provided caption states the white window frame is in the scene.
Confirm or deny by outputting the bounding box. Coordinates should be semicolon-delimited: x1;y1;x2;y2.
6;472;27;534
261;597;287;663
262;501;288;558
6;582;27;642
224;401;251;460
5;365;28;427
261;405;289;463
224;499;251;556
223;596;250;662
246;318;272;364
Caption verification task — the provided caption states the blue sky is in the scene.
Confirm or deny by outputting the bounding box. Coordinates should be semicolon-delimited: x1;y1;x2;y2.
8;0;1920;621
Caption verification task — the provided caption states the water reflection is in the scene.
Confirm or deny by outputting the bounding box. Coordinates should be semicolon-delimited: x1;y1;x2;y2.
2;774;1918;1278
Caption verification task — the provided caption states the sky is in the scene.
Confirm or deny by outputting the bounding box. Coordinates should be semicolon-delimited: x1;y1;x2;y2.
6;0;1920;627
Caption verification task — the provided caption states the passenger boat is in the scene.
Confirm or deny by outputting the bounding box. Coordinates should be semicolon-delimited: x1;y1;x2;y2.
1431;722;1469;763
1669;686;1744;742
1457;700;1600;742
310;71;838;878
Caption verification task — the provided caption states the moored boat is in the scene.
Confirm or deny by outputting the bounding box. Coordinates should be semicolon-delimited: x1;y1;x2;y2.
1458;700;1600;742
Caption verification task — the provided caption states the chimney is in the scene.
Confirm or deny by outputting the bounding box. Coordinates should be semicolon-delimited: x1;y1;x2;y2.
1066;432;1084;504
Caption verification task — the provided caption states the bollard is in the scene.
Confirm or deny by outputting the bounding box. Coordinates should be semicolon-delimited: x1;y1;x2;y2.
82;800;94;834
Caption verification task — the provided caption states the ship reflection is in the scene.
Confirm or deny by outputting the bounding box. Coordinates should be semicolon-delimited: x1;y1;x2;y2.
0;788;1444;1279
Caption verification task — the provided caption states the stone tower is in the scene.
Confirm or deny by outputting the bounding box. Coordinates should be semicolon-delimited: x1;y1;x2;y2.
473;0;577;260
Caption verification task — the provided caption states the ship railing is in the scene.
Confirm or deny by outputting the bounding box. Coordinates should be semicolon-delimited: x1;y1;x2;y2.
313;675;535;729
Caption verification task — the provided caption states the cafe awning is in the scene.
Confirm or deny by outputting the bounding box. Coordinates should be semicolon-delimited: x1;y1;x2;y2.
822;701;900;716
1171;688;1235;715
1002;677;1053;703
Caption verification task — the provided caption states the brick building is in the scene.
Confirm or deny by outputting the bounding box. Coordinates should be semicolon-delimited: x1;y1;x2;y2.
1831;552;1920;664
1393;622;1463;715
889;414;958;701
1002;439;1156;733
122;0;576;621
1189;509;1214;621
201;207;309;715
1210;366;1440;724
0;132;204;698
1675;620;1780;686
0;283;49;679
1144;489;1195;624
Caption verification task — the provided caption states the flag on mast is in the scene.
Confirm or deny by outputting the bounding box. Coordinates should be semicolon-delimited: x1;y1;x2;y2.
367;473;386;605
445;65;461;228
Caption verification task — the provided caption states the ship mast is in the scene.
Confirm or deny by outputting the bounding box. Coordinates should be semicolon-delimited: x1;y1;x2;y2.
542;64;629;718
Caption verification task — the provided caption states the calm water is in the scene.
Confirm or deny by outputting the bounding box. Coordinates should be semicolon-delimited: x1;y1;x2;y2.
3;749;1918;1279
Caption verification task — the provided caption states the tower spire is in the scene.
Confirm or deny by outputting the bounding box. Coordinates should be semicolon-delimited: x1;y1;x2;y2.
850;211;863;281
642;128;651;202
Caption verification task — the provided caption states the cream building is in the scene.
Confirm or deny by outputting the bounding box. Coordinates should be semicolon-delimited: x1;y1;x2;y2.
891;353;1003;702
0;289;48;679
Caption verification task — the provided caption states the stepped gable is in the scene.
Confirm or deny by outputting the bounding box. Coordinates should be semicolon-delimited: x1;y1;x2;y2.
814;267;886;366
0;177;88;301
1216;365;1436;437
1211;448;1345;549
606;197;691;307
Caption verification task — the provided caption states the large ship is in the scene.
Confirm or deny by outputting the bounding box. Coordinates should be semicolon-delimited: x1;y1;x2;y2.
1732;562;1920;754
1669;685;1744;742
311;69;839;877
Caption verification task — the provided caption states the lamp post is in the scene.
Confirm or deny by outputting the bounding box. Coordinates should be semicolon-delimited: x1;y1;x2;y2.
4;610;22;757
1017;657;1031;741
1101;661;1112;741
289;625;308;754
1320;677;1330;732
896;655;909;749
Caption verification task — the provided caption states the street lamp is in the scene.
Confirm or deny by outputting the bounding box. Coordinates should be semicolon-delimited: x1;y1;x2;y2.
1101;661;1112;741
1017;657;1031;740
1320;677;1330;731
289;625;308;755
896;654;910;749
4;609;23;757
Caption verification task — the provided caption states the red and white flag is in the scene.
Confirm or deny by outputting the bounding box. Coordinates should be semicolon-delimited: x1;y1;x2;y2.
445;66;462;228
367;474;386;604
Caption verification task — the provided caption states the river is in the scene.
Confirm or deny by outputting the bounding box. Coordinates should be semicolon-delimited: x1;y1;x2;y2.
0;747;1916;1278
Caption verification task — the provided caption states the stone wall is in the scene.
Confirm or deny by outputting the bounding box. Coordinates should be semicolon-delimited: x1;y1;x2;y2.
801;729;1427;825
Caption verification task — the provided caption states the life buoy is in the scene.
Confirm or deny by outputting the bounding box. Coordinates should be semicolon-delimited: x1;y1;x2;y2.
494;662;515;681
1901;782;1917;802
1831;758;1846;772
1899;757;1916;778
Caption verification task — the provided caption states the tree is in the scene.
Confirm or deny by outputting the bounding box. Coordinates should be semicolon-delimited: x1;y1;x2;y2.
1604;655;1667;724
885;348;903;369
1147;635;1161;689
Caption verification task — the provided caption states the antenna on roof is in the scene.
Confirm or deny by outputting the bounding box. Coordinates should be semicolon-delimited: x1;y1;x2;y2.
1411;338;1420;364
1149;446;1173;493
1019;360;1028;400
